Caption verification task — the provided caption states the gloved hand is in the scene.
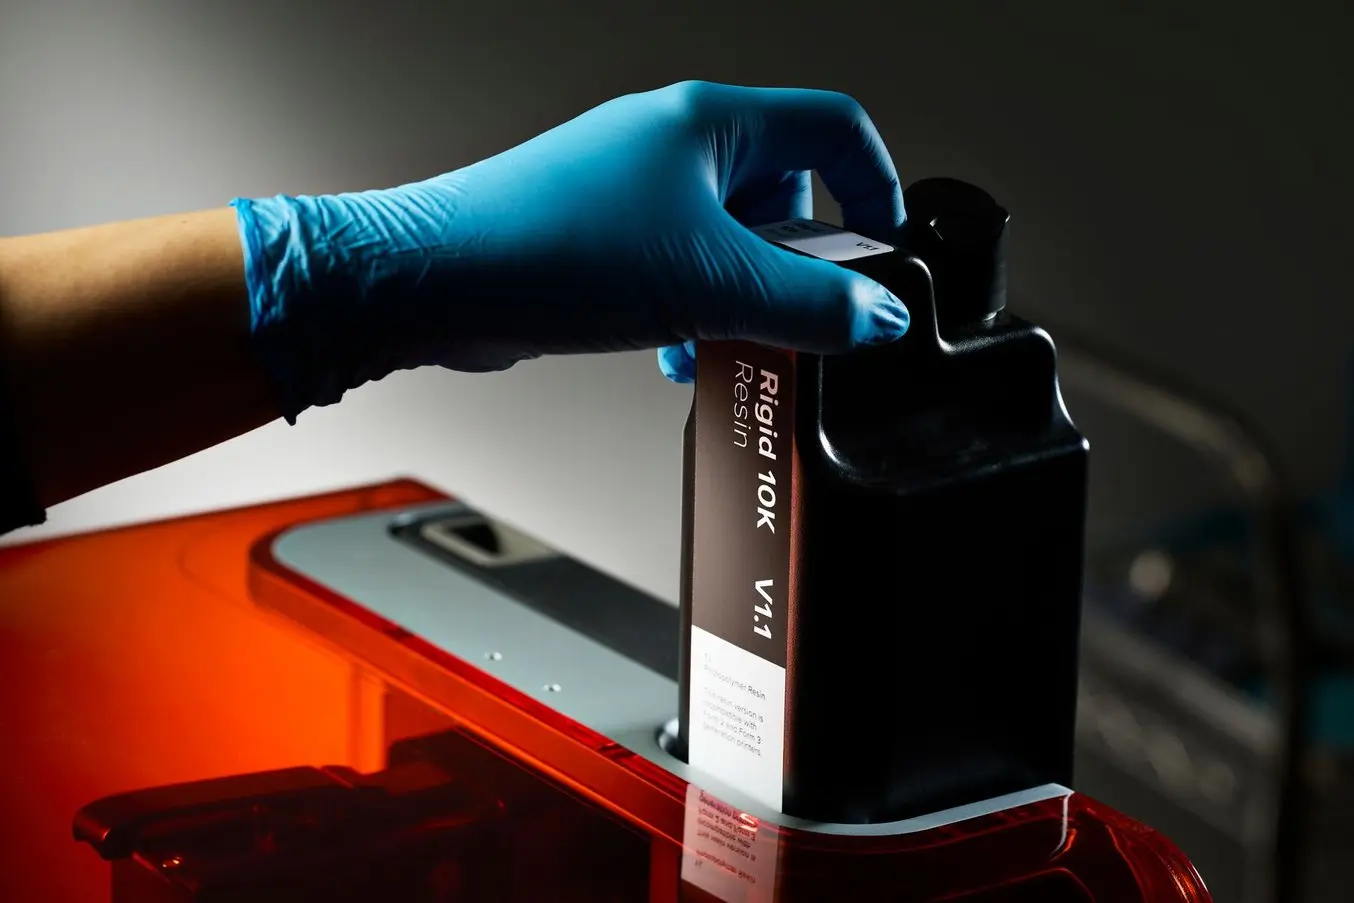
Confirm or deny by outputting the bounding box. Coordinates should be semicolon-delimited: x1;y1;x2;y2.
232;80;910;424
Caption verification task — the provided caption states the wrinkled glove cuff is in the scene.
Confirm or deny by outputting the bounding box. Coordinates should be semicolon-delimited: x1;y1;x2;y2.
231;194;386;425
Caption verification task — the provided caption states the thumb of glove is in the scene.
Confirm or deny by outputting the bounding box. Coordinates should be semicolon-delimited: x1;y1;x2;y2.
721;236;910;353
657;224;912;384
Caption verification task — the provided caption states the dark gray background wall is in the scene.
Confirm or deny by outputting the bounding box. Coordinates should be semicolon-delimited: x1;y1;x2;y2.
2;0;1351;601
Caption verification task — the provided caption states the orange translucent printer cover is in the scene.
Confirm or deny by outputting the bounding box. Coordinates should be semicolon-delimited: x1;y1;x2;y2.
0;479;1211;902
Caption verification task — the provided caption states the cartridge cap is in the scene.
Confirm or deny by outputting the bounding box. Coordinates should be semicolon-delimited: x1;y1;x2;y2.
903;178;1009;329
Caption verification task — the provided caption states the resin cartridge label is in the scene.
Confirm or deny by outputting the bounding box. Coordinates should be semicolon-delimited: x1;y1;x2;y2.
687;341;795;813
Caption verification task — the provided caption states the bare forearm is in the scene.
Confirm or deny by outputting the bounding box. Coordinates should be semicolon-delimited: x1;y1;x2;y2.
0;208;279;509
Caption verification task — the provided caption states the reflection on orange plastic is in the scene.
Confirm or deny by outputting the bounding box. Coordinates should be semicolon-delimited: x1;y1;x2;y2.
0;479;440;903
2;479;1213;901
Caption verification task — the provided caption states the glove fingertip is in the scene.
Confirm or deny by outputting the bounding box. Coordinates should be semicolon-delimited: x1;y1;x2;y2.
851;281;910;347
657;344;696;383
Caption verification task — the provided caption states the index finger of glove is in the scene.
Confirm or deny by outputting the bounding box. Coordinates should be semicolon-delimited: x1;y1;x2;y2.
701;83;906;237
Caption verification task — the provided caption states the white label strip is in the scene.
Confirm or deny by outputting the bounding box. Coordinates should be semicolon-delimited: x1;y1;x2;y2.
753;219;894;262
686;626;787;813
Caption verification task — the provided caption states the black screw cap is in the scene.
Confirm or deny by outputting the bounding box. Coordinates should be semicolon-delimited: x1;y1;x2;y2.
903;178;1010;330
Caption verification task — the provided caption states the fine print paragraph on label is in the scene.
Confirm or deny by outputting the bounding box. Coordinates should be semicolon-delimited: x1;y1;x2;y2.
698;657;769;758
687;626;787;812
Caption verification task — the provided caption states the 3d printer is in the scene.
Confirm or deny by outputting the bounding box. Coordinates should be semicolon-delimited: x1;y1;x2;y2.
58;178;1214;902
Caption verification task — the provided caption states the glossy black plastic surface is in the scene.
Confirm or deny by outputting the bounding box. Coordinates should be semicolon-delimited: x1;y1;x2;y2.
678;179;1090;825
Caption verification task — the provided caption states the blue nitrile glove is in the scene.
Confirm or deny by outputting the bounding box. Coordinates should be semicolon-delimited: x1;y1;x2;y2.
231;80;910;424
